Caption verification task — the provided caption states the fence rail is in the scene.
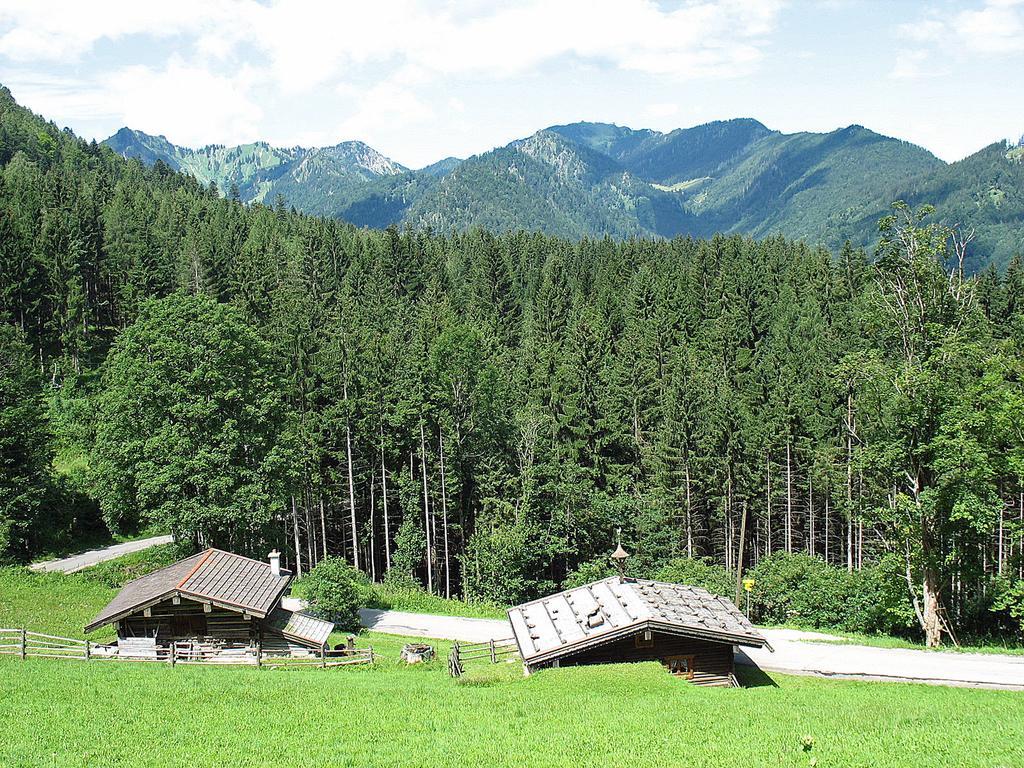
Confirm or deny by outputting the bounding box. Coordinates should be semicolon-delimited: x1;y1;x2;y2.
448;637;519;677
0;629;373;668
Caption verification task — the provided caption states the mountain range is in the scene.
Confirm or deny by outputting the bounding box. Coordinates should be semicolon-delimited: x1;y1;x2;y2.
106;119;1024;271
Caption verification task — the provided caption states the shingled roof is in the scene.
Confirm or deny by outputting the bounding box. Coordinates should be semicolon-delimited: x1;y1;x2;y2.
85;548;292;632
508;576;768;666
265;607;335;647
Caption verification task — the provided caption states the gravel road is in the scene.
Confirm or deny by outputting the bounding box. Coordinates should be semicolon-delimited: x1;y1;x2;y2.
29;535;175;574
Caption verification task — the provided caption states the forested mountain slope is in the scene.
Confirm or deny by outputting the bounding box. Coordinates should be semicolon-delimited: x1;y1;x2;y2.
105;116;1024;271
4;85;1024;648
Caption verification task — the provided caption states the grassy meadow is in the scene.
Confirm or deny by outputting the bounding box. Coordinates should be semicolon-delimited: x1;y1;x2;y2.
1;557;1023;767
2;648;1024;768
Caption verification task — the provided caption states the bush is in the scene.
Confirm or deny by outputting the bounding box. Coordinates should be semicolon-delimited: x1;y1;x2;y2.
992;578;1024;639
748;552;915;635
655;557;734;598
302;556;361;631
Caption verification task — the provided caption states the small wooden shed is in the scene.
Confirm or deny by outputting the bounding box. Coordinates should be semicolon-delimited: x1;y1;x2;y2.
508;576;770;687
85;548;333;656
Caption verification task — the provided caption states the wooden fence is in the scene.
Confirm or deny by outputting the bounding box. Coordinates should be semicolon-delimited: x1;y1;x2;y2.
0;628;373;668
448;637;519;677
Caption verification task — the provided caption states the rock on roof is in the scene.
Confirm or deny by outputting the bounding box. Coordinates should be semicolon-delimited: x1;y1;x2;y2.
85;548;292;632
508;577;768;666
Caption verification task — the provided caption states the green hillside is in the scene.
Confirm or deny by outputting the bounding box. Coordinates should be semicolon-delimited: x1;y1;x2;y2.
103;118;1023;270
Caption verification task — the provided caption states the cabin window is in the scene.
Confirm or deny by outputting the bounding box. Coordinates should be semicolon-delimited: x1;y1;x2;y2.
634;630;654;649
665;654;695;679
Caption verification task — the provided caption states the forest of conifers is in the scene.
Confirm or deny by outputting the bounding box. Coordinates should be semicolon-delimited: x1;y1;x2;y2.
2;87;1024;646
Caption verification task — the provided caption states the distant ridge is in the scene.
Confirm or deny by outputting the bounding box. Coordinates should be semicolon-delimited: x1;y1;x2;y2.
104;118;1024;270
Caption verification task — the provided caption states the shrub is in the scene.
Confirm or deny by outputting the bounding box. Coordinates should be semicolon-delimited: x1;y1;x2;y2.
564;557;617;589
992;578;1024;638
655;557;733;598
302;556;361;631
748;552;915;635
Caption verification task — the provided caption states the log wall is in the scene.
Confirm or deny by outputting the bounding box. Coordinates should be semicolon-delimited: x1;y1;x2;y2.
549;631;736;687
119;598;255;645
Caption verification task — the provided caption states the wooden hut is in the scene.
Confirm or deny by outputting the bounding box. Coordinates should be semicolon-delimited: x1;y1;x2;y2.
85;548;333;658
508;566;770;687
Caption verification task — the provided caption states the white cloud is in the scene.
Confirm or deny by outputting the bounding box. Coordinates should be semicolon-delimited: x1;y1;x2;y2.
893;0;1024;77
0;0;242;62
0;0;785;81
104;57;264;146
956;0;1024;54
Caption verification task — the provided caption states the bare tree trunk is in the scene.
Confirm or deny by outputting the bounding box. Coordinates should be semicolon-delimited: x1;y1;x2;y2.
369;470;376;582
304;498;314;570
785;440;792;554
420;420;433;594
808;474;815;557
380;425;391;573
997;500;1004;576
320;497;328;561
846;390;854;573
725;471;734;572
734;500;748;608
291;495;303;578
824;490;830;565
922;562;942;648
345;391;359;571
439;425;451;599
766;451;772;556
684;459;693;558
858;518;864;570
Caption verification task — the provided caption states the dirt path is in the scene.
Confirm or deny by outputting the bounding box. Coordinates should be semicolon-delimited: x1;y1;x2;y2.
29;535;174;574
354;608;1024;690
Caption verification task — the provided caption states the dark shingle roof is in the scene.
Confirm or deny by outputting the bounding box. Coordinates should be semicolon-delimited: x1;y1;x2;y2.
508;576;767;665
85;549;292;632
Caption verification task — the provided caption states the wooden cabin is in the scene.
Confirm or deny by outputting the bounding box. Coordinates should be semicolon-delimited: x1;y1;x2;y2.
85;548;333;658
508;570;770;687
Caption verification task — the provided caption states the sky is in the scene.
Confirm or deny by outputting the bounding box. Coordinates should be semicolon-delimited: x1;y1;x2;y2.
0;0;1021;169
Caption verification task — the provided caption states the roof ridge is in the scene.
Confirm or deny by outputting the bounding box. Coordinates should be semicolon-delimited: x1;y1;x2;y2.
204;547;281;570
176;548;214;588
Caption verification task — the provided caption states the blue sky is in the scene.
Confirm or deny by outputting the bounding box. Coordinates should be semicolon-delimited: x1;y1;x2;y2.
0;0;1021;169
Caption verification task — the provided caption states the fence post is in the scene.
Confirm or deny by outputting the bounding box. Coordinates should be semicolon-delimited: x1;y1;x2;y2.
85;640;91;662
20;629;26;660
321;645;326;668
490;638;496;663
369;646;374;664
256;641;262;669
169;644;176;667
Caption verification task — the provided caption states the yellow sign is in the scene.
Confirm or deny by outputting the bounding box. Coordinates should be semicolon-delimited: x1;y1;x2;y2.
742;578;755;592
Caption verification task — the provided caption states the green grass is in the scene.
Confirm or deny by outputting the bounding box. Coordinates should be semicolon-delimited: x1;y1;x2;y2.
290;576;508;620
1;545;184;641
0;567;117;640
2;650;1023;767
362;582;507;619
3;556;1024;766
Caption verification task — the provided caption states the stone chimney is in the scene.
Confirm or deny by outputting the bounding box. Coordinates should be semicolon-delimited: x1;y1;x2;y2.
269;549;281;577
